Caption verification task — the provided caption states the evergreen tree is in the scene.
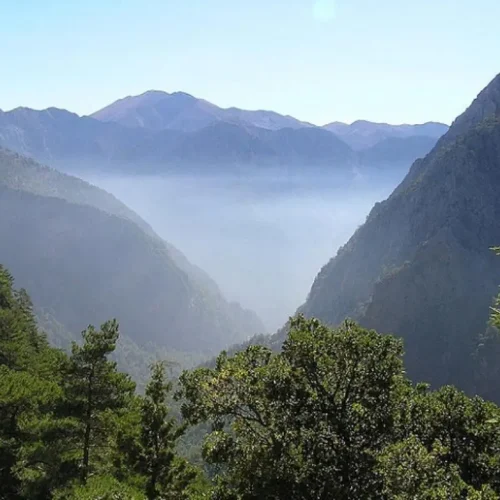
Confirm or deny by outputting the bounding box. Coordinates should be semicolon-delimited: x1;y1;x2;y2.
121;361;199;499
62;320;135;484
0;266;65;499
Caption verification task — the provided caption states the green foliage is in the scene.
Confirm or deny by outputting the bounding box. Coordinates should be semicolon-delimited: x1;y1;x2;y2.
0;267;210;499
53;475;146;500
123;361;200;499
63;320;136;483
179;315;500;499
3;261;500;498
376;436;495;499
0;265;66;499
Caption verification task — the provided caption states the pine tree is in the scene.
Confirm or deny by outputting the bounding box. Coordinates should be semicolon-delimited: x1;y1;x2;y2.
136;361;197;500
63;320;135;484
0;266;64;499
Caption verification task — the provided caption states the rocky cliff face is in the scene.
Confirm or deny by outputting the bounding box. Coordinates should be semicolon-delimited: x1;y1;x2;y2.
299;74;500;389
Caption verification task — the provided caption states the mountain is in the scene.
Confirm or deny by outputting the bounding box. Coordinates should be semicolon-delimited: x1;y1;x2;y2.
0;106;148;168
323;120;449;150
0;108;356;172
166;122;355;167
359;135;439;169
0;148;265;355
91;90;314;132
298;73;500;391
0;100;447;176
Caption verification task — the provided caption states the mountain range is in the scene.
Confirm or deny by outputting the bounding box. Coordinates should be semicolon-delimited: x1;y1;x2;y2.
323;120;449;150
91;90;315;132
0;91;449;174
289;73;500;395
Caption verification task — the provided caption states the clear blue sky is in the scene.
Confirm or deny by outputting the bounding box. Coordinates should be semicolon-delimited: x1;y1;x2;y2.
2;0;499;125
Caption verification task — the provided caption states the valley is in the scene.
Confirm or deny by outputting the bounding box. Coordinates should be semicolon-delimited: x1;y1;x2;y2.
3;2;500;492
78;167;401;330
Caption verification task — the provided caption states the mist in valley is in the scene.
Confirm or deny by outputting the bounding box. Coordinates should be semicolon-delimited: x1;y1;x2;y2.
78;166;405;332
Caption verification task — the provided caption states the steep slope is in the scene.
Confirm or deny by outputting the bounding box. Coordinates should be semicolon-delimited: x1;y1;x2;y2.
0;150;265;353
323;120;449;150
0;147;227;296
300;74;500;390
359;135;439;169
0;148;153;233
91;90;313;132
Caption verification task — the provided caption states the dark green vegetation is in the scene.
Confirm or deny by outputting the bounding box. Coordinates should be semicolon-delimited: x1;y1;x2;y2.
297;73;500;395
3;266;500;498
0;266;206;499
0;149;264;373
181;315;500;499
0;94;444;174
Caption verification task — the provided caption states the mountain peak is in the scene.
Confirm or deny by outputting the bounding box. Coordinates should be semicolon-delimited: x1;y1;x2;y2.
299;73;500;391
170;91;195;99
4;106;79;121
91;91;313;132
445;73;500;142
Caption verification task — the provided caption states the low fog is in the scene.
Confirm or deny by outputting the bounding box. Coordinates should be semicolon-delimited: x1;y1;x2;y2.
78;166;404;331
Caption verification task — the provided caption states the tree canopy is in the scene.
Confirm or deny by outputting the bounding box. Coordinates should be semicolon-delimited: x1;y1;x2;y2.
2;264;500;498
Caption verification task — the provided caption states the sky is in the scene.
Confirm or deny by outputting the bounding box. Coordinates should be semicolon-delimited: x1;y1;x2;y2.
2;0;500;125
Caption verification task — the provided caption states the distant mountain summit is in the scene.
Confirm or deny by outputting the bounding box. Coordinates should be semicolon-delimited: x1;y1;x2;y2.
298;73;500;392
91;90;314;132
323;120;449;150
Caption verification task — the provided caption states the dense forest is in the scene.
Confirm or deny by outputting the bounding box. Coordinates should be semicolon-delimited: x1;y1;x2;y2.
2;264;500;499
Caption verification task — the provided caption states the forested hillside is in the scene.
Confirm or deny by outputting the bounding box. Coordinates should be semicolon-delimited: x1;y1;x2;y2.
299;73;500;393
2;267;500;498
0;149;264;360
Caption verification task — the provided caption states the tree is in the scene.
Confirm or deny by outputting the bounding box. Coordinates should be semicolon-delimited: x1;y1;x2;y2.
179;315;407;499
53;474;145;500
63;320;135;484
377;436;497;499
120;361;201;499
0;266;65;499
179;315;500;499
401;386;500;492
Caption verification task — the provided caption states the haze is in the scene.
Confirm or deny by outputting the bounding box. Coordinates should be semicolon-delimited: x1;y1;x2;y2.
78;167;401;331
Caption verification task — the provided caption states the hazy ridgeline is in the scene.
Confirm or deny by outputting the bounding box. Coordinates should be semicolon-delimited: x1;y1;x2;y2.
77;165;404;331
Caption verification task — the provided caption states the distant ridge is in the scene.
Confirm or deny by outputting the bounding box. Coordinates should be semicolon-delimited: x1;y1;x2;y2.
0;107;356;171
322;120;449;150
0;90;449;174
91;90;315;132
